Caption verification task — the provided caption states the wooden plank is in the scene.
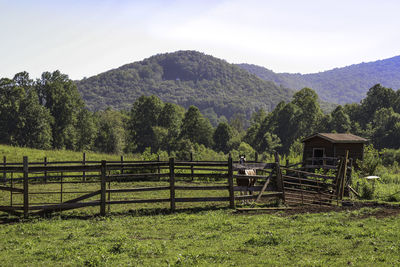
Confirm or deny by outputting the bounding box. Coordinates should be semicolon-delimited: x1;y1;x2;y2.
175;197;230;202
190;152;194;181
281;168;336;179
0;166;24;172
107;173;169;178
348;185;360;198
175;162;228;167
100;161;106;216
157;155;160;180
175;173;227;178
0;206;23;216
169;158;175;212
3;156;6;182
64;190;101;203
107;186;170;193
175;185;229;190
235;192;283;200
284;187;336;197
23;156;29;218
28;191;96;195
282;175;334;185
110;162;167;167
29;201;100;211
106;199;170;205
0;185;24;193
283;180;329;190
287;196;332;206
275;153;285;202
234;174;271;179
233;162;275;170
303;165;338;170
341;151;349;200
255;174;272;203
233;186;264;192
284;192;334;202
228;156;234;208
28;165;100;172
191;167;227;171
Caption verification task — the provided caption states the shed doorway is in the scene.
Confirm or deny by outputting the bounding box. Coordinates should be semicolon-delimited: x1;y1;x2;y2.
313;148;324;165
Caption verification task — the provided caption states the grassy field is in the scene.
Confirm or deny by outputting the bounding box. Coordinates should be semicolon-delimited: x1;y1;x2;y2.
1;145;400;266
0;144;141;163
0;207;400;266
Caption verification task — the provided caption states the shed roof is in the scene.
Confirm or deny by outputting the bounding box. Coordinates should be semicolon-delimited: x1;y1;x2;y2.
302;133;368;144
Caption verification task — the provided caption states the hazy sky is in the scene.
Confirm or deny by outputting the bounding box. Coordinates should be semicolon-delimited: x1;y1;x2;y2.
1;0;400;79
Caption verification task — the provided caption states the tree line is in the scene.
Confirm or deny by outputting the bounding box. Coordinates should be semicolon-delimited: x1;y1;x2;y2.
1;71;400;159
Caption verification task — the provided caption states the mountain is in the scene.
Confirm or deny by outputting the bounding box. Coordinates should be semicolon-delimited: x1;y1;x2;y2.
238;55;400;104
76;51;294;122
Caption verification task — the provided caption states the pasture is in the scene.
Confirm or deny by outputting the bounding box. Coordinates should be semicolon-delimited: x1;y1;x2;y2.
1;145;400;266
1;205;400;266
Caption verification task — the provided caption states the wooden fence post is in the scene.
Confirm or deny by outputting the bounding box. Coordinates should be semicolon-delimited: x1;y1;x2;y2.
83;152;86;182
23;156;29;218
255;152;258;163
3;156;6;184
190;152;194;181
228;155;235;208
60;172;63;203
346;158;353;197
157;155;161;181
274;152;285;203
121;155;124;175
100;160;106;216
169;158;175;212
44;157;47;183
341;151;349;200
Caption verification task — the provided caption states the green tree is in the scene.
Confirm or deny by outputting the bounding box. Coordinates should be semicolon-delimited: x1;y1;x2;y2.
360;84;396;126
76;109;97;151
0;75;25;143
292;87;323;137
94;109;126;154
213;122;233;153
128;95;163;152
180;106;213;147
371;108;400;149
0;72;53;149
157;103;185;152
36;70;85;150
273;102;301;153
330;105;351;133
15;89;53;149
261;132;281;154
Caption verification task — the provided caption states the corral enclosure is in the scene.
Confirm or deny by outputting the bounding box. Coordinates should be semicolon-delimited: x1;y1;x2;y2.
0;153;352;217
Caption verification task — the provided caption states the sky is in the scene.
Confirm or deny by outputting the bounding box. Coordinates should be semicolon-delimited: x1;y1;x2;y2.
1;0;400;80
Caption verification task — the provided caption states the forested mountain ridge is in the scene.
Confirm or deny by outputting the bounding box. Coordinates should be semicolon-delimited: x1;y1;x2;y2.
76;50;294;122
238;55;400;104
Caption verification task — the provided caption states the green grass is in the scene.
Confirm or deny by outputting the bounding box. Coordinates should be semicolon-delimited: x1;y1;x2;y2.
1;145;400;265
0;208;400;266
0;144;141;163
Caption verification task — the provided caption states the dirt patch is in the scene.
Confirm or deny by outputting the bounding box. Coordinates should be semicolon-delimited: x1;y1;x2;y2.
236;201;400;219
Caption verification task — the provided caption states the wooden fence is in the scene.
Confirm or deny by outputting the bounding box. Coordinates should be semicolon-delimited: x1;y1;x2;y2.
0;156;282;217
0;152;355;217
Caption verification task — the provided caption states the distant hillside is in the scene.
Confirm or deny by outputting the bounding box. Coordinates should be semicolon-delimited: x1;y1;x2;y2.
238;55;400;104
76;51;294;122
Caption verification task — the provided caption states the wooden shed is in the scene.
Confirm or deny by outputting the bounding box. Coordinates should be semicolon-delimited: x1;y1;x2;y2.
302;133;368;167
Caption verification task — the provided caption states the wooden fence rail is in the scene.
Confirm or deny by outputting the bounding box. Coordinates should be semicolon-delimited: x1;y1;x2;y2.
0;152;350;217
0;156;282;217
